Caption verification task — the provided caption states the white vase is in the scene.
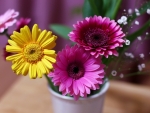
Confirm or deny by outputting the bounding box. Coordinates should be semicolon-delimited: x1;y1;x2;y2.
48;81;109;113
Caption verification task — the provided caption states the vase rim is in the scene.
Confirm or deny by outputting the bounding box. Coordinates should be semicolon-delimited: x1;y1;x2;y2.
48;81;109;101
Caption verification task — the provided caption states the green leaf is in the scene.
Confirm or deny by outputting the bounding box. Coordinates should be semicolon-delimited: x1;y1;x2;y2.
88;0;100;15
104;0;122;19
49;24;72;39
82;0;94;17
82;0;121;19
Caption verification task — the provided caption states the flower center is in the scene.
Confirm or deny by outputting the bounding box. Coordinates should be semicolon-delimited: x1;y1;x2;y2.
84;28;109;47
67;62;84;80
23;43;43;63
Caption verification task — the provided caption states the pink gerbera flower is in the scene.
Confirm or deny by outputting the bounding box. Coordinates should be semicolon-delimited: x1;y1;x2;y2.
48;45;105;100
16;18;31;32
0;9;19;33
69;15;125;58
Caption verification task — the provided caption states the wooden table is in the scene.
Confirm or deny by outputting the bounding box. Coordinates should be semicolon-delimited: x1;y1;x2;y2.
0;76;150;113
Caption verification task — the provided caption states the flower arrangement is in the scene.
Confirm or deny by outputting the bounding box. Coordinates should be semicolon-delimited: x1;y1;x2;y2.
1;0;150;101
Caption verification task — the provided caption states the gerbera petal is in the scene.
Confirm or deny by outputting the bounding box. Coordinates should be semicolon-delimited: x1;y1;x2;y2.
42;58;53;69
44;49;55;55
8;40;19;47
10;35;24;47
37;61;46;74
73;81;79;95
85;64;100;71
41;36;57;48
13;31;27;43
39;31;52;44
22;62;30;75
6;53;22;61
37;30;47;43
76;80;85;93
21;26;32;41
32;24;39;41
6;45;21;53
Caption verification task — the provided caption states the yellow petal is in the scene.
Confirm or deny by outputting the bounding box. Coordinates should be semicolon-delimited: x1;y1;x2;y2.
20;27;31;42
6;53;22;61
46;42;56;49
29;64;32;78
42;58;53;69
22;62;30;75
39;31;52;44
41;36;56;48
24;26;32;40
37;66;42;78
10;35;24;47
37;30;47;43
11;59;24;71
6;45;22;53
32;24;39;41
13;31;27;43
8;40;19;47
44;55;56;63
29;64;37;79
37;61;46;74
44;49;55;55
32;64;37;79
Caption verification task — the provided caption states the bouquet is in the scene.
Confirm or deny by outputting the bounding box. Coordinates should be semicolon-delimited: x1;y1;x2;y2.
1;0;150;101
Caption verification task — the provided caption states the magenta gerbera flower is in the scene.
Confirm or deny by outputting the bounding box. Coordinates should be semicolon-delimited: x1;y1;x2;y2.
69;15;125;58
48;45;105;100
0;9;19;33
16;18;31;32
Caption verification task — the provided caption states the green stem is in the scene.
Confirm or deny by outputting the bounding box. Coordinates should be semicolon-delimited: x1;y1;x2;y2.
5;32;10;39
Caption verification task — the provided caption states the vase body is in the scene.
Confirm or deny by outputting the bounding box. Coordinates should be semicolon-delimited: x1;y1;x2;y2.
49;81;109;113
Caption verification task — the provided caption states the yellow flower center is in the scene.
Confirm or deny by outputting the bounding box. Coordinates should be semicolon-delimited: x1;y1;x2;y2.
23;43;43;63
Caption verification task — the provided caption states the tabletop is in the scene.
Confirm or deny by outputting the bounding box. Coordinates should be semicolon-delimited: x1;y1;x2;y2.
0;76;150;113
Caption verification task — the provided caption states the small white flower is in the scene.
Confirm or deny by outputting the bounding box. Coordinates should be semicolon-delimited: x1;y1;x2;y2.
147;9;150;14
111;70;117;76
146;32;149;35
128;9;132;14
137;36;142;40
124;52;134;58
117;19;123;24
125;52;129;56
117;16;127;25
135;20;139;25
139;53;144;58
136;12;140;16
125;39;130;45
135;8;139;13
141;63;145;68
138;65;142;71
129;53;134;58
121;16;127;22
123;21;128;25
120;73;124;78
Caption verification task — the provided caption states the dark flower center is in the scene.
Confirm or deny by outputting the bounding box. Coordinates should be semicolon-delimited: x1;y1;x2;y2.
84;28;109;48
67;62;84;80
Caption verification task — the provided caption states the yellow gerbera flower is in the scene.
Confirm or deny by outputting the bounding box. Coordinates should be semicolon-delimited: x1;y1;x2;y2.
6;24;57;79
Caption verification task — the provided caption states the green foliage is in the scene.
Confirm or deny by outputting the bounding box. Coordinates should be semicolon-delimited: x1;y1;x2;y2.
49;24;72;39
82;0;122;19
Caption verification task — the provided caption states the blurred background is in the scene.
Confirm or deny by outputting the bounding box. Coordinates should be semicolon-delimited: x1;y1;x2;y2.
0;0;150;100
